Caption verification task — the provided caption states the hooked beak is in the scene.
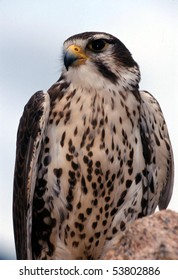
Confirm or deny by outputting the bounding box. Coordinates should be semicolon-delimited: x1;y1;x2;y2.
64;45;87;71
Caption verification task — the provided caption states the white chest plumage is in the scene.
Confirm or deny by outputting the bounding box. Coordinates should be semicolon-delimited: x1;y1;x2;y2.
32;82;146;259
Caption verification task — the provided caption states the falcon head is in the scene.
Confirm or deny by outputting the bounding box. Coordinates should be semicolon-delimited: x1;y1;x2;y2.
62;32;140;90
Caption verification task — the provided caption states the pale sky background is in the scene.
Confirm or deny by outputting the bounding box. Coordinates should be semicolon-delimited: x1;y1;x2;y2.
0;0;178;259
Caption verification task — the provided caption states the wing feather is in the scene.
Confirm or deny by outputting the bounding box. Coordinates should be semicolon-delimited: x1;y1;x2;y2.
13;91;50;259
139;90;174;212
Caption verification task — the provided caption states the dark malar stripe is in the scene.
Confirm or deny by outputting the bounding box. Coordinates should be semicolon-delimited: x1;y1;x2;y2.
95;61;118;84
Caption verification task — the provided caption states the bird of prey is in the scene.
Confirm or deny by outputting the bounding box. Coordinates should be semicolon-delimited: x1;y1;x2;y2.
13;31;174;260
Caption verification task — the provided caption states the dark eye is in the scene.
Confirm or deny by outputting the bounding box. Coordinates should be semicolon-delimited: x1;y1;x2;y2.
88;39;107;52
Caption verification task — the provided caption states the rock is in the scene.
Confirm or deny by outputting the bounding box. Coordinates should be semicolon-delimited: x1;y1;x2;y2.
103;210;178;260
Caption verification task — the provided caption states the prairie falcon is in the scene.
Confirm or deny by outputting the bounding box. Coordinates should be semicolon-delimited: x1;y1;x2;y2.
13;31;174;260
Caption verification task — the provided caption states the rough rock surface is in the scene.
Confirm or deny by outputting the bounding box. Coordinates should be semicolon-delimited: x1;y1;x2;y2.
103;210;178;260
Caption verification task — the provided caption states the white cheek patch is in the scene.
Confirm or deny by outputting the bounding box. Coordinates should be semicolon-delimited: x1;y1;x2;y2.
64;63;108;90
